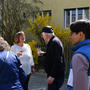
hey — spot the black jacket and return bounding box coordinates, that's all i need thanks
[44,36,65,78]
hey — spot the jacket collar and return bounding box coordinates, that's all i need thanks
[72,39,90,51]
[47,35,55,46]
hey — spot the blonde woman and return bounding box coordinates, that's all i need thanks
[0,36,27,90]
[11,31,35,90]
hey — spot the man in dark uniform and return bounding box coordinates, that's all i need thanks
[39,26,65,90]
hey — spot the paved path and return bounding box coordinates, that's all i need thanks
[28,72,67,90]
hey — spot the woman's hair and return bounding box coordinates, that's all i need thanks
[14,31,25,44]
[70,19,90,39]
[0,36,10,51]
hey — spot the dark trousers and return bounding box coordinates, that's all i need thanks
[23,74,31,90]
[67,85,73,90]
[48,77,64,90]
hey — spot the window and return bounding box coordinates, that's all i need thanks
[72,9,76,22]
[64,7,89,28]
[84,8,89,19]
[65,10,70,27]
[78,9,82,20]
[39,10,52,17]
[32,10,52,21]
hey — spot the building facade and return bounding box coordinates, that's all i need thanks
[1,0,90,29]
[41,0,90,28]
[26,0,90,29]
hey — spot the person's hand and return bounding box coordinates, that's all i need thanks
[27,73,31,78]
[17,50,23,57]
[47,76,55,84]
[37,49,45,56]
[31,66,35,74]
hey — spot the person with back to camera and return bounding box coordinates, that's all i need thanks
[0,36,27,90]
[11,31,35,90]
[67,19,90,90]
[38,26,65,90]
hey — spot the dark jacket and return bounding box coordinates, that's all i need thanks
[0,50,27,90]
[44,36,65,78]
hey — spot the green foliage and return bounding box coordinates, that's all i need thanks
[25,14,52,45]
[52,26,72,77]
[27,40,38,65]
[25,15,72,77]
[1,0,22,45]
[1,0,42,45]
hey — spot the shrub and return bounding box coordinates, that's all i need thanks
[25,15,72,77]
[27,40,38,65]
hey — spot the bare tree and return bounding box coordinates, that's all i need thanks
[0,0,42,45]
[1,0,22,45]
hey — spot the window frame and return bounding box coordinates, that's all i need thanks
[64,7,89,28]
[39,10,52,17]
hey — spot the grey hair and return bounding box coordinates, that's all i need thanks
[0,37,10,51]
[43,32,55,36]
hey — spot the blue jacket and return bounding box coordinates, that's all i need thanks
[67,39,90,89]
[0,50,27,90]
[72,39,90,75]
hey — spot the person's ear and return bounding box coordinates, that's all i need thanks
[79,32,85,40]
[15,38,18,43]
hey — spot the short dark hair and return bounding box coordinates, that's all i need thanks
[70,19,90,39]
